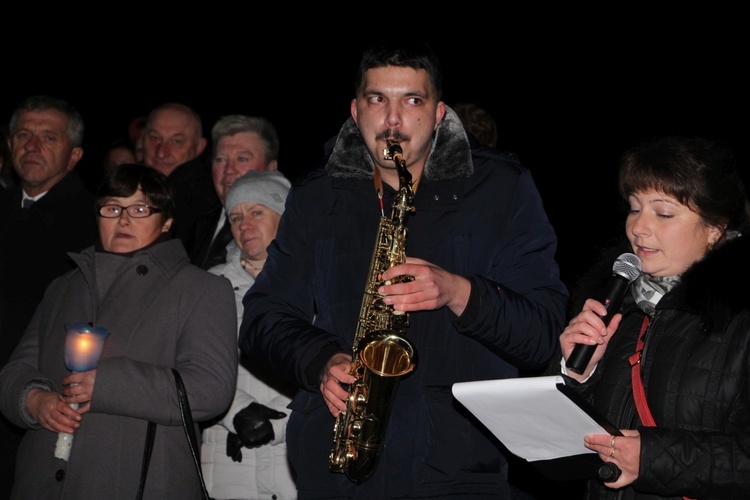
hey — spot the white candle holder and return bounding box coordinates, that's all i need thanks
[55,322,109,461]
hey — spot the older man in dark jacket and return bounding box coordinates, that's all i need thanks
[0,95,97,498]
[141,102,219,255]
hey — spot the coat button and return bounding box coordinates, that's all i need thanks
[136,265,148,276]
[55,469,65,481]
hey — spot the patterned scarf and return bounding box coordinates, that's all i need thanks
[630,274,682,317]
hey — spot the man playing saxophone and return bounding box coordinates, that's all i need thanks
[238,39,568,499]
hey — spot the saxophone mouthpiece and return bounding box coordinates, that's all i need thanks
[383,140,403,162]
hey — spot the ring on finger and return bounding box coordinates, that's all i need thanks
[610,450,615,459]
[610,436,616,448]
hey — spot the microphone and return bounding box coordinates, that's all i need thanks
[566,253,642,375]
[597,461,622,482]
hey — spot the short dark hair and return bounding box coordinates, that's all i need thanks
[354,40,443,101]
[96,163,176,222]
[453,102,498,148]
[618,135,750,237]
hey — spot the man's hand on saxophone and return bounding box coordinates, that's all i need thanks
[321,352,355,417]
[379,257,472,317]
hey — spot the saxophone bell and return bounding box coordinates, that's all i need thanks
[330,330,417,484]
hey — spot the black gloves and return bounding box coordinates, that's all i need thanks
[226,432,244,463]
[226,402,286,463]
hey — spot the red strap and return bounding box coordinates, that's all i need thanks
[630,316,656,426]
[630,316,693,500]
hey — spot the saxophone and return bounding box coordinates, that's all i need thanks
[329,140,418,484]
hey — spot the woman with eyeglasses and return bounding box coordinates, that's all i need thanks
[0,163,238,499]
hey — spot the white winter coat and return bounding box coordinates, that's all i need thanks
[201,243,297,500]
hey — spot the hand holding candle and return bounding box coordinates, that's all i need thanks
[55,322,109,461]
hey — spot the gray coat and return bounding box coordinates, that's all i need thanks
[0,238,238,500]
[201,242,297,500]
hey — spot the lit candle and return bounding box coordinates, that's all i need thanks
[64,324,109,373]
[56,322,109,461]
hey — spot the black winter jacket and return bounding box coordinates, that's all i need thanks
[567,235,750,500]
[240,107,568,498]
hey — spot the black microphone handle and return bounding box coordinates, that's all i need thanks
[566,275,630,374]
[597,461,622,482]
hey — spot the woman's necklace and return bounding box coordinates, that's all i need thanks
[240,258,265,271]
[240,258,266,279]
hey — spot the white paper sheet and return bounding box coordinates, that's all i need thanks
[452,375,614,461]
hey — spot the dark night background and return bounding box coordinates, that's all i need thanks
[3,21,747,497]
[5,27,746,289]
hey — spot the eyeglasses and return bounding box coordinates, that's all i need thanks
[97,204,163,218]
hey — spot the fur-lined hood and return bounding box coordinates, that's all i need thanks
[324,105,473,181]
[678,232,750,330]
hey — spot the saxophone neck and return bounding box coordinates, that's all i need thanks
[397,162,412,190]
[383,141,412,188]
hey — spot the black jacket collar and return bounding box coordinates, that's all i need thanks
[677,233,750,330]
